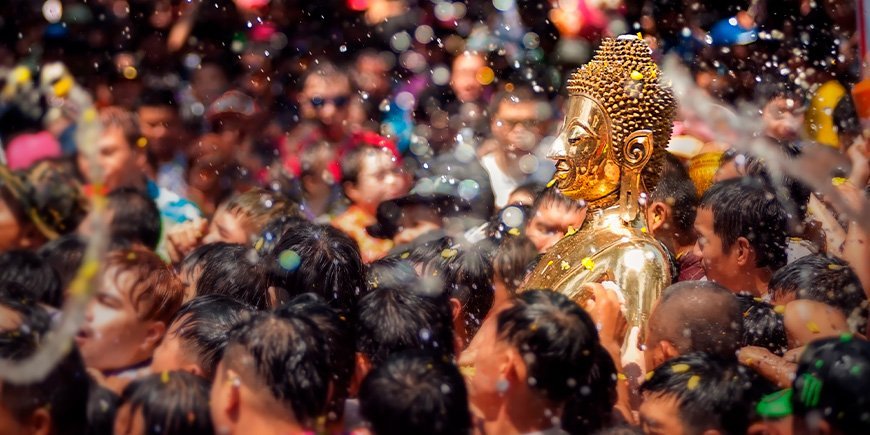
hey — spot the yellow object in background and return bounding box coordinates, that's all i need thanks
[805,80,846,148]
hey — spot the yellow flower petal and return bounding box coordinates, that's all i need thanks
[441,248,457,259]
[581,257,595,271]
[630,70,644,81]
[161,371,170,384]
[671,363,690,373]
[508,227,521,236]
[400,251,410,259]
[687,375,700,390]
[645,371,655,381]
[831,177,847,186]
[565,226,577,237]
[774,305,786,314]
[560,260,571,270]
[547,178,557,188]
[807,322,820,333]
[459,365,476,378]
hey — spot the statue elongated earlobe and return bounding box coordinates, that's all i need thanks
[619,130,653,222]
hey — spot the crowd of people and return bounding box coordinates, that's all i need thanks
[1,0,870,434]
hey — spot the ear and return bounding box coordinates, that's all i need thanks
[734,236,754,267]
[449,297,463,322]
[183,363,206,378]
[647,202,670,233]
[505,347,527,386]
[267,286,290,309]
[142,321,167,352]
[349,352,371,398]
[26,407,53,435]
[224,369,241,421]
[651,340,681,367]
[134,146,149,171]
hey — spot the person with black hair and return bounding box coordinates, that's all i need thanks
[491,234,538,309]
[639,352,769,435]
[0,285,90,435]
[358,352,471,435]
[114,371,213,435]
[647,153,703,281]
[209,312,331,434]
[644,281,744,370]
[275,293,354,428]
[37,234,86,291]
[419,239,495,348]
[525,186,587,253]
[791,336,870,434]
[150,294,252,379]
[0,249,62,307]
[357,259,455,375]
[184,242,270,309]
[78,187,162,250]
[736,294,788,356]
[86,382,120,435]
[468,290,615,434]
[769,254,868,334]
[267,222,366,317]
[695,177,789,296]
[136,87,188,196]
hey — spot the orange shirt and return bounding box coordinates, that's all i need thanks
[332,205,393,263]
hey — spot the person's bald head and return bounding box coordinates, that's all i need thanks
[644,281,743,369]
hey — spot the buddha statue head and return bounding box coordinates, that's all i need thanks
[549,36,676,221]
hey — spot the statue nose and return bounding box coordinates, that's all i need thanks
[547,132,568,160]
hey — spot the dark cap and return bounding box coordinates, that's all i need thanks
[366,175,472,240]
[0,161,88,240]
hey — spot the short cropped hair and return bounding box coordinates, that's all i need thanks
[531,184,586,214]
[221,312,330,426]
[650,153,698,234]
[699,177,788,270]
[488,84,546,120]
[118,372,212,435]
[192,242,270,310]
[168,295,252,379]
[360,352,471,435]
[736,294,788,356]
[99,106,141,149]
[0,250,62,307]
[103,248,184,324]
[358,261,454,366]
[769,254,868,334]
[641,353,767,435]
[220,189,303,238]
[107,187,161,249]
[38,234,86,291]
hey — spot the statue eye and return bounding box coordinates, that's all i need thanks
[567,125,587,143]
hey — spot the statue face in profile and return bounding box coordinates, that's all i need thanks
[548,94,621,204]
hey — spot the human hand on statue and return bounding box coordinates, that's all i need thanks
[581,283,628,362]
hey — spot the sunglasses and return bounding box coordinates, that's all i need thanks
[310,95,350,108]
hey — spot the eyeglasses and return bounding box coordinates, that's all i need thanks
[497,118,539,129]
[310,95,350,109]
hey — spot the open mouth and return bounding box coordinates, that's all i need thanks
[75,329,90,344]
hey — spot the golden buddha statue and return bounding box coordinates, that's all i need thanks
[523,35,677,331]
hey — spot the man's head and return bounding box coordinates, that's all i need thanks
[268,223,366,317]
[78,187,160,250]
[188,242,270,309]
[298,62,353,132]
[77,107,148,191]
[136,87,182,161]
[758,82,805,142]
[359,352,471,435]
[640,353,765,435]
[769,254,868,334]
[450,52,487,103]
[210,312,330,433]
[525,186,587,253]
[358,260,454,371]
[76,248,183,372]
[0,287,89,435]
[203,189,302,246]
[489,85,549,157]
[469,290,603,421]
[114,371,213,435]
[647,153,698,250]
[792,336,870,435]
[695,177,788,294]
[736,294,788,356]
[150,295,252,379]
[644,281,743,370]
[341,145,408,215]
[0,250,62,307]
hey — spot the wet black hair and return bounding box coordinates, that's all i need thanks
[769,254,868,334]
[357,261,454,367]
[421,240,494,344]
[275,293,354,423]
[717,148,810,223]
[492,234,538,293]
[267,223,366,318]
[0,249,62,307]
[190,242,271,310]
[650,152,698,235]
[792,336,870,433]
[86,381,120,435]
[0,285,89,435]
[106,187,162,250]
[118,371,213,435]
[37,234,86,292]
[168,294,253,379]
[359,352,471,435]
[736,294,788,356]
[531,185,586,215]
[641,352,768,435]
[137,86,178,109]
[497,290,615,432]
[222,311,331,426]
[699,177,789,270]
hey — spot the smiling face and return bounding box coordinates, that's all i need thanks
[548,95,620,203]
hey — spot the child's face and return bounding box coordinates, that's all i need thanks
[693,208,743,292]
[150,315,197,375]
[638,393,688,435]
[113,401,147,435]
[76,268,160,371]
[345,149,409,213]
[203,208,250,245]
[393,204,442,246]
[525,201,586,253]
[762,97,803,141]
